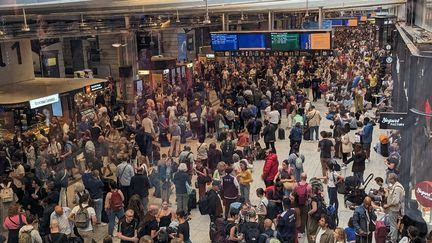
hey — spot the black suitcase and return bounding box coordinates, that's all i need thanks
[303,127,310,140]
[278,128,285,140]
[188,189,197,212]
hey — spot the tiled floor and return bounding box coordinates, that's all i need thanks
[89,98,387,242]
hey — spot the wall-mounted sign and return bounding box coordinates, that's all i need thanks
[138,70,150,75]
[379,112,408,130]
[29,94,59,109]
[90,83,104,92]
[415,181,432,207]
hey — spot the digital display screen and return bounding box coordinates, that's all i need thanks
[210,33,238,51]
[271,33,299,51]
[300,33,311,50]
[331,19,344,26]
[310,33,331,50]
[348,19,358,26]
[238,34,268,50]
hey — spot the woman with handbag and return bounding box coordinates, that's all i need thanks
[273,159,295,196]
[3,204,27,243]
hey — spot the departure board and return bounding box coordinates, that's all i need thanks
[238,34,268,50]
[271,33,299,51]
[300,33,311,49]
[310,32,331,50]
[210,33,238,51]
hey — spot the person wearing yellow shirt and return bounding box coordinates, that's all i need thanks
[368,72,378,89]
[237,160,253,204]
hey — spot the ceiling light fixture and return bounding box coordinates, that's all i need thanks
[22,8,30,32]
[112,43,121,48]
[203,0,211,24]
[176,10,180,23]
[241,11,245,21]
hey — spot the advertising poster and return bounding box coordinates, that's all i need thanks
[177,33,187,61]
[153,73,163,90]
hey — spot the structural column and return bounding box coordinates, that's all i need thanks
[222,13,226,31]
[318,7,323,29]
[268,11,272,31]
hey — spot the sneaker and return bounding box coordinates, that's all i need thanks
[298,233,304,238]
[98,222,107,226]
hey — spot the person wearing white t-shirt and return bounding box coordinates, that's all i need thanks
[69,193,97,243]
[268,108,280,126]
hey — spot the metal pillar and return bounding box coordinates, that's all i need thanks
[318,7,323,29]
[226,14,229,31]
[268,11,272,31]
[222,13,226,31]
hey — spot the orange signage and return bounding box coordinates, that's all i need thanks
[310,33,331,50]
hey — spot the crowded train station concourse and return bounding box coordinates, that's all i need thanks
[0,0,432,243]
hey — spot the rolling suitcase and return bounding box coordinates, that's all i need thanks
[278,128,285,140]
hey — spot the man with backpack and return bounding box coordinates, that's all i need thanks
[221,136,235,165]
[178,146,195,174]
[292,173,312,238]
[258,219,278,243]
[105,180,125,237]
[247,117,262,143]
[82,169,105,226]
[287,144,305,182]
[116,153,135,207]
[69,193,96,243]
[18,214,43,243]
[240,210,262,243]
[276,198,297,243]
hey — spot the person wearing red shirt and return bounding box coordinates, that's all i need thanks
[261,149,279,187]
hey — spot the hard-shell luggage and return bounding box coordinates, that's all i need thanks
[278,128,285,140]
[188,189,197,212]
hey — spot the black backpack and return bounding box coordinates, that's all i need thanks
[244,222,261,243]
[221,141,235,156]
[312,197,327,221]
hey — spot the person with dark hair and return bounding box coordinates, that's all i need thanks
[262,149,279,187]
[207,142,222,173]
[311,215,335,243]
[344,144,367,184]
[261,120,277,153]
[289,122,303,155]
[306,105,322,141]
[360,117,374,162]
[176,211,191,243]
[399,226,424,243]
[221,167,239,219]
[275,197,298,242]
[69,193,97,243]
[318,131,334,177]
[345,217,356,243]
[130,167,151,214]
[105,180,125,237]
[82,169,105,225]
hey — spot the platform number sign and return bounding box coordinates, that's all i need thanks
[0,41,22,67]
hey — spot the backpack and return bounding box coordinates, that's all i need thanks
[294,183,308,206]
[276,209,296,240]
[221,140,235,156]
[326,205,338,229]
[110,191,124,212]
[294,154,303,170]
[198,191,211,215]
[18,229,33,243]
[312,197,327,221]
[244,222,261,243]
[0,182,14,203]
[75,205,90,229]
[260,231,280,243]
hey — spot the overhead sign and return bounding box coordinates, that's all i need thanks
[415,181,432,207]
[29,94,60,109]
[379,112,408,129]
[85,83,104,94]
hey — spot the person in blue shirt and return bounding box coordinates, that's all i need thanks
[344,217,356,243]
[360,117,374,162]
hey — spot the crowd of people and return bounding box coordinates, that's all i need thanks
[0,23,430,243]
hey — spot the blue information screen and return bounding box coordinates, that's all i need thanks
[300,33,311,50]
[211,33,238,51]
[331,19,344,26]
[238,34,268,50]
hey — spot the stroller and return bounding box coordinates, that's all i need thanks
[338,173,374,209]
